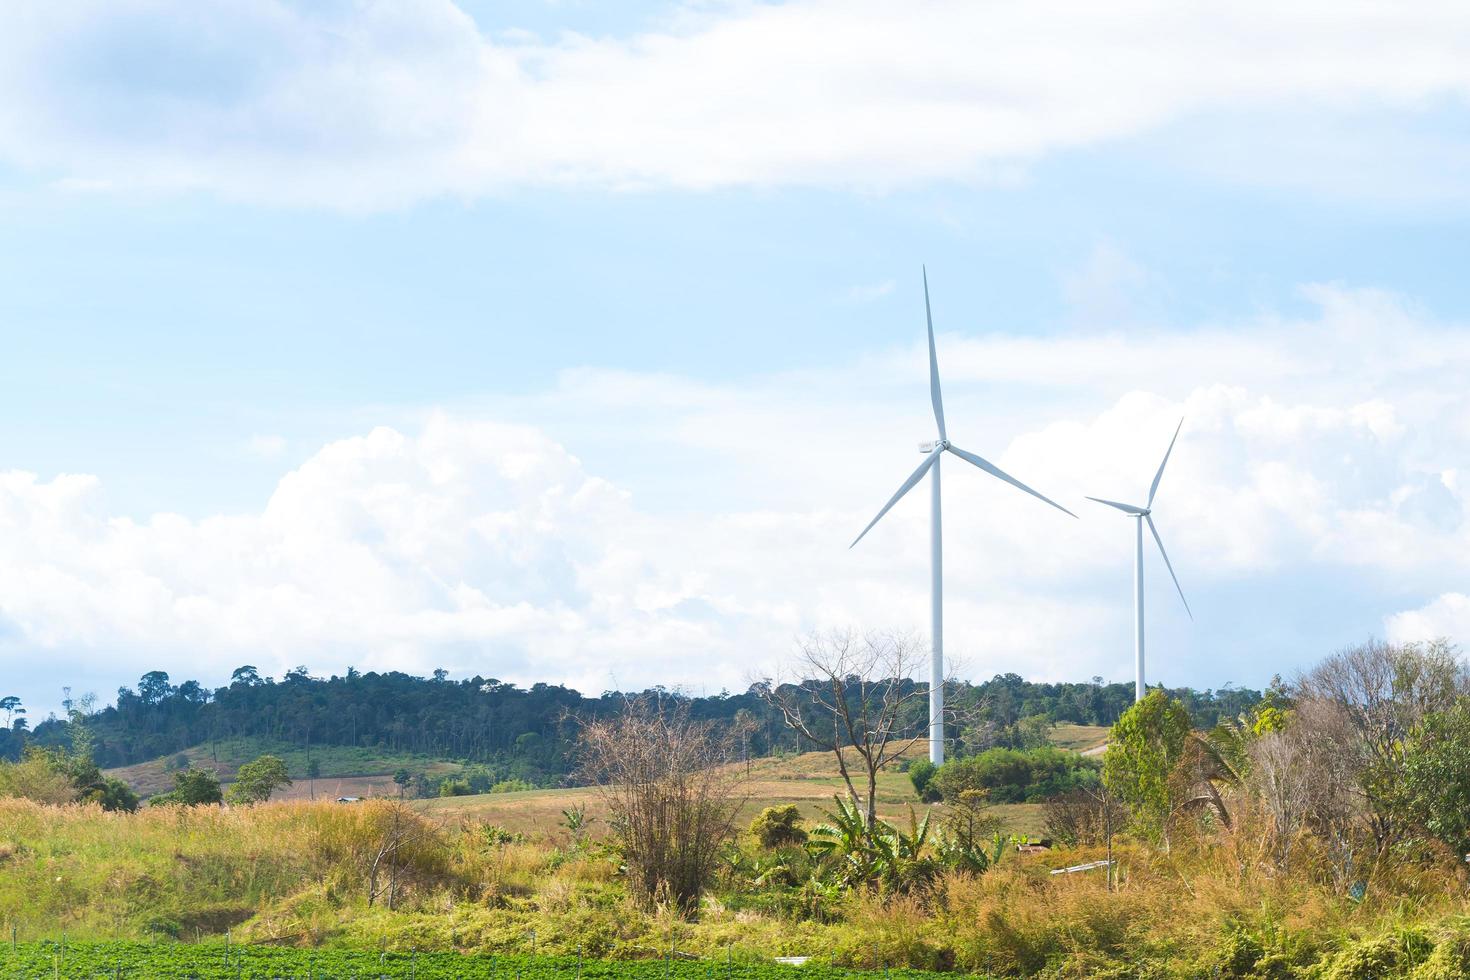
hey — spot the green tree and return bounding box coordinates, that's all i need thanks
[393,768,412,796]
[226,755,291,805]
[1102,690,1192,844]
[1397,698,1470,857]
[150,767,223,806]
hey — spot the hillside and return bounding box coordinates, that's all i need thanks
[105,736,456,798]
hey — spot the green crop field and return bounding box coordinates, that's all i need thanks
[0,943,959,980]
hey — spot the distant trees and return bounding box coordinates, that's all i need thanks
[227,755,292,805]
[577,696,746,913]
[18,660,1259,787]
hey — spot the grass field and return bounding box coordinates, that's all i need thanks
[421,743,1048,839]
[1043,724,1108,754]
[106,737,457,797]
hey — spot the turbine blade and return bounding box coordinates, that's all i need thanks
[924,267,946,442]
[1147,417,1184,508]
[946,443,1077,518]
[850,451,941,548]
[1085,496,1146,516]
[1145,514,1192,619]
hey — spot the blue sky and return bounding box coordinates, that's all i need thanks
[1,1,1469,718]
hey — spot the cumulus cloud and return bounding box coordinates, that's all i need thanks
[0,1,1467,207]
[3,282,1469,714]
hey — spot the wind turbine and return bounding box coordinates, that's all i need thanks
[850,270,1076,766]
[1087,419,1192,703]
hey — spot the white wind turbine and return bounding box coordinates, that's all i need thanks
[1087,419,1192,703]
[850,270,1075,766]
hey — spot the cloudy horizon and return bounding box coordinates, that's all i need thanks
[2,1,1469,717]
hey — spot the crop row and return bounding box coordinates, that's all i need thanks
[0,944,953,980]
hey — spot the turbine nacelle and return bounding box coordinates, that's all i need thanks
[918,439,947,454]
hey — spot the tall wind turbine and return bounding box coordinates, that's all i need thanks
[1087,419,1192,703]
[850,270,1075,766]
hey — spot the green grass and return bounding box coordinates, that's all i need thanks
[0,943,963,980]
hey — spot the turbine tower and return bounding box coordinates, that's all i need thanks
[1086,419,1192,703]
[851,270,1075,766]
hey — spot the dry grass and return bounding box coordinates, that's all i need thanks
[418,745,1046,839]
[3,795,1469,976]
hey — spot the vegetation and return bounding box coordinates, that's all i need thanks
[226,754,292,805]
[5,639,1469,977]
[148,767,223,806]
[930,746,1099,804]
[6,665,1263,789]
[0,944,953,980]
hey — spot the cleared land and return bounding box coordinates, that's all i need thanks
[106,736,456,798]
[422,742,1047,838]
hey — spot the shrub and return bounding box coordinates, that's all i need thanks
[750,805,807,849]
[932,746,1098,804]
[907,759,937,800]
[149,767,222,806]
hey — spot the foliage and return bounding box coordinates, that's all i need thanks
[226,754,292,805]
[907,758,937,800]
[750,804,807,849]
[931,746,1099,804]
[1396,697,1470,857]
[149,767,223,806]
[0,733,137,811]
[1101,690,1191,842]
[0,944,956,980]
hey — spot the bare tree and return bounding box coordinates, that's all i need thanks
[578,695,746,913]
[363,801,439,910]
[1248,729,1311,873]
[754,630,930,830]
[1289,696,1363,889]
[1295,638,1468,850]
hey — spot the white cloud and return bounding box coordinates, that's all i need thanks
[1388,594,1470,646]
[245,434,287,458]
[3,282,1470,713]
[0,2,1467,207]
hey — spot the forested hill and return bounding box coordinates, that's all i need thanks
[9,665,1263,779]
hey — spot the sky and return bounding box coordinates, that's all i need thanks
[2,0,1470,719]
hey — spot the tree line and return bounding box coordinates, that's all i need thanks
[2,659,1264,781]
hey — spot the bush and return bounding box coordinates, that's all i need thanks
[150,768,222,806]
[907,759,938,800]
[932,747,1099,804]
[749,805,807,849]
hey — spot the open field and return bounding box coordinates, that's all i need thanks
[421,744,1047,839]
[1044,724,1108,754]
[106,737,457,797]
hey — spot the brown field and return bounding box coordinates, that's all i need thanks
[1048,723,1109,753]
[419,742,1048,839]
